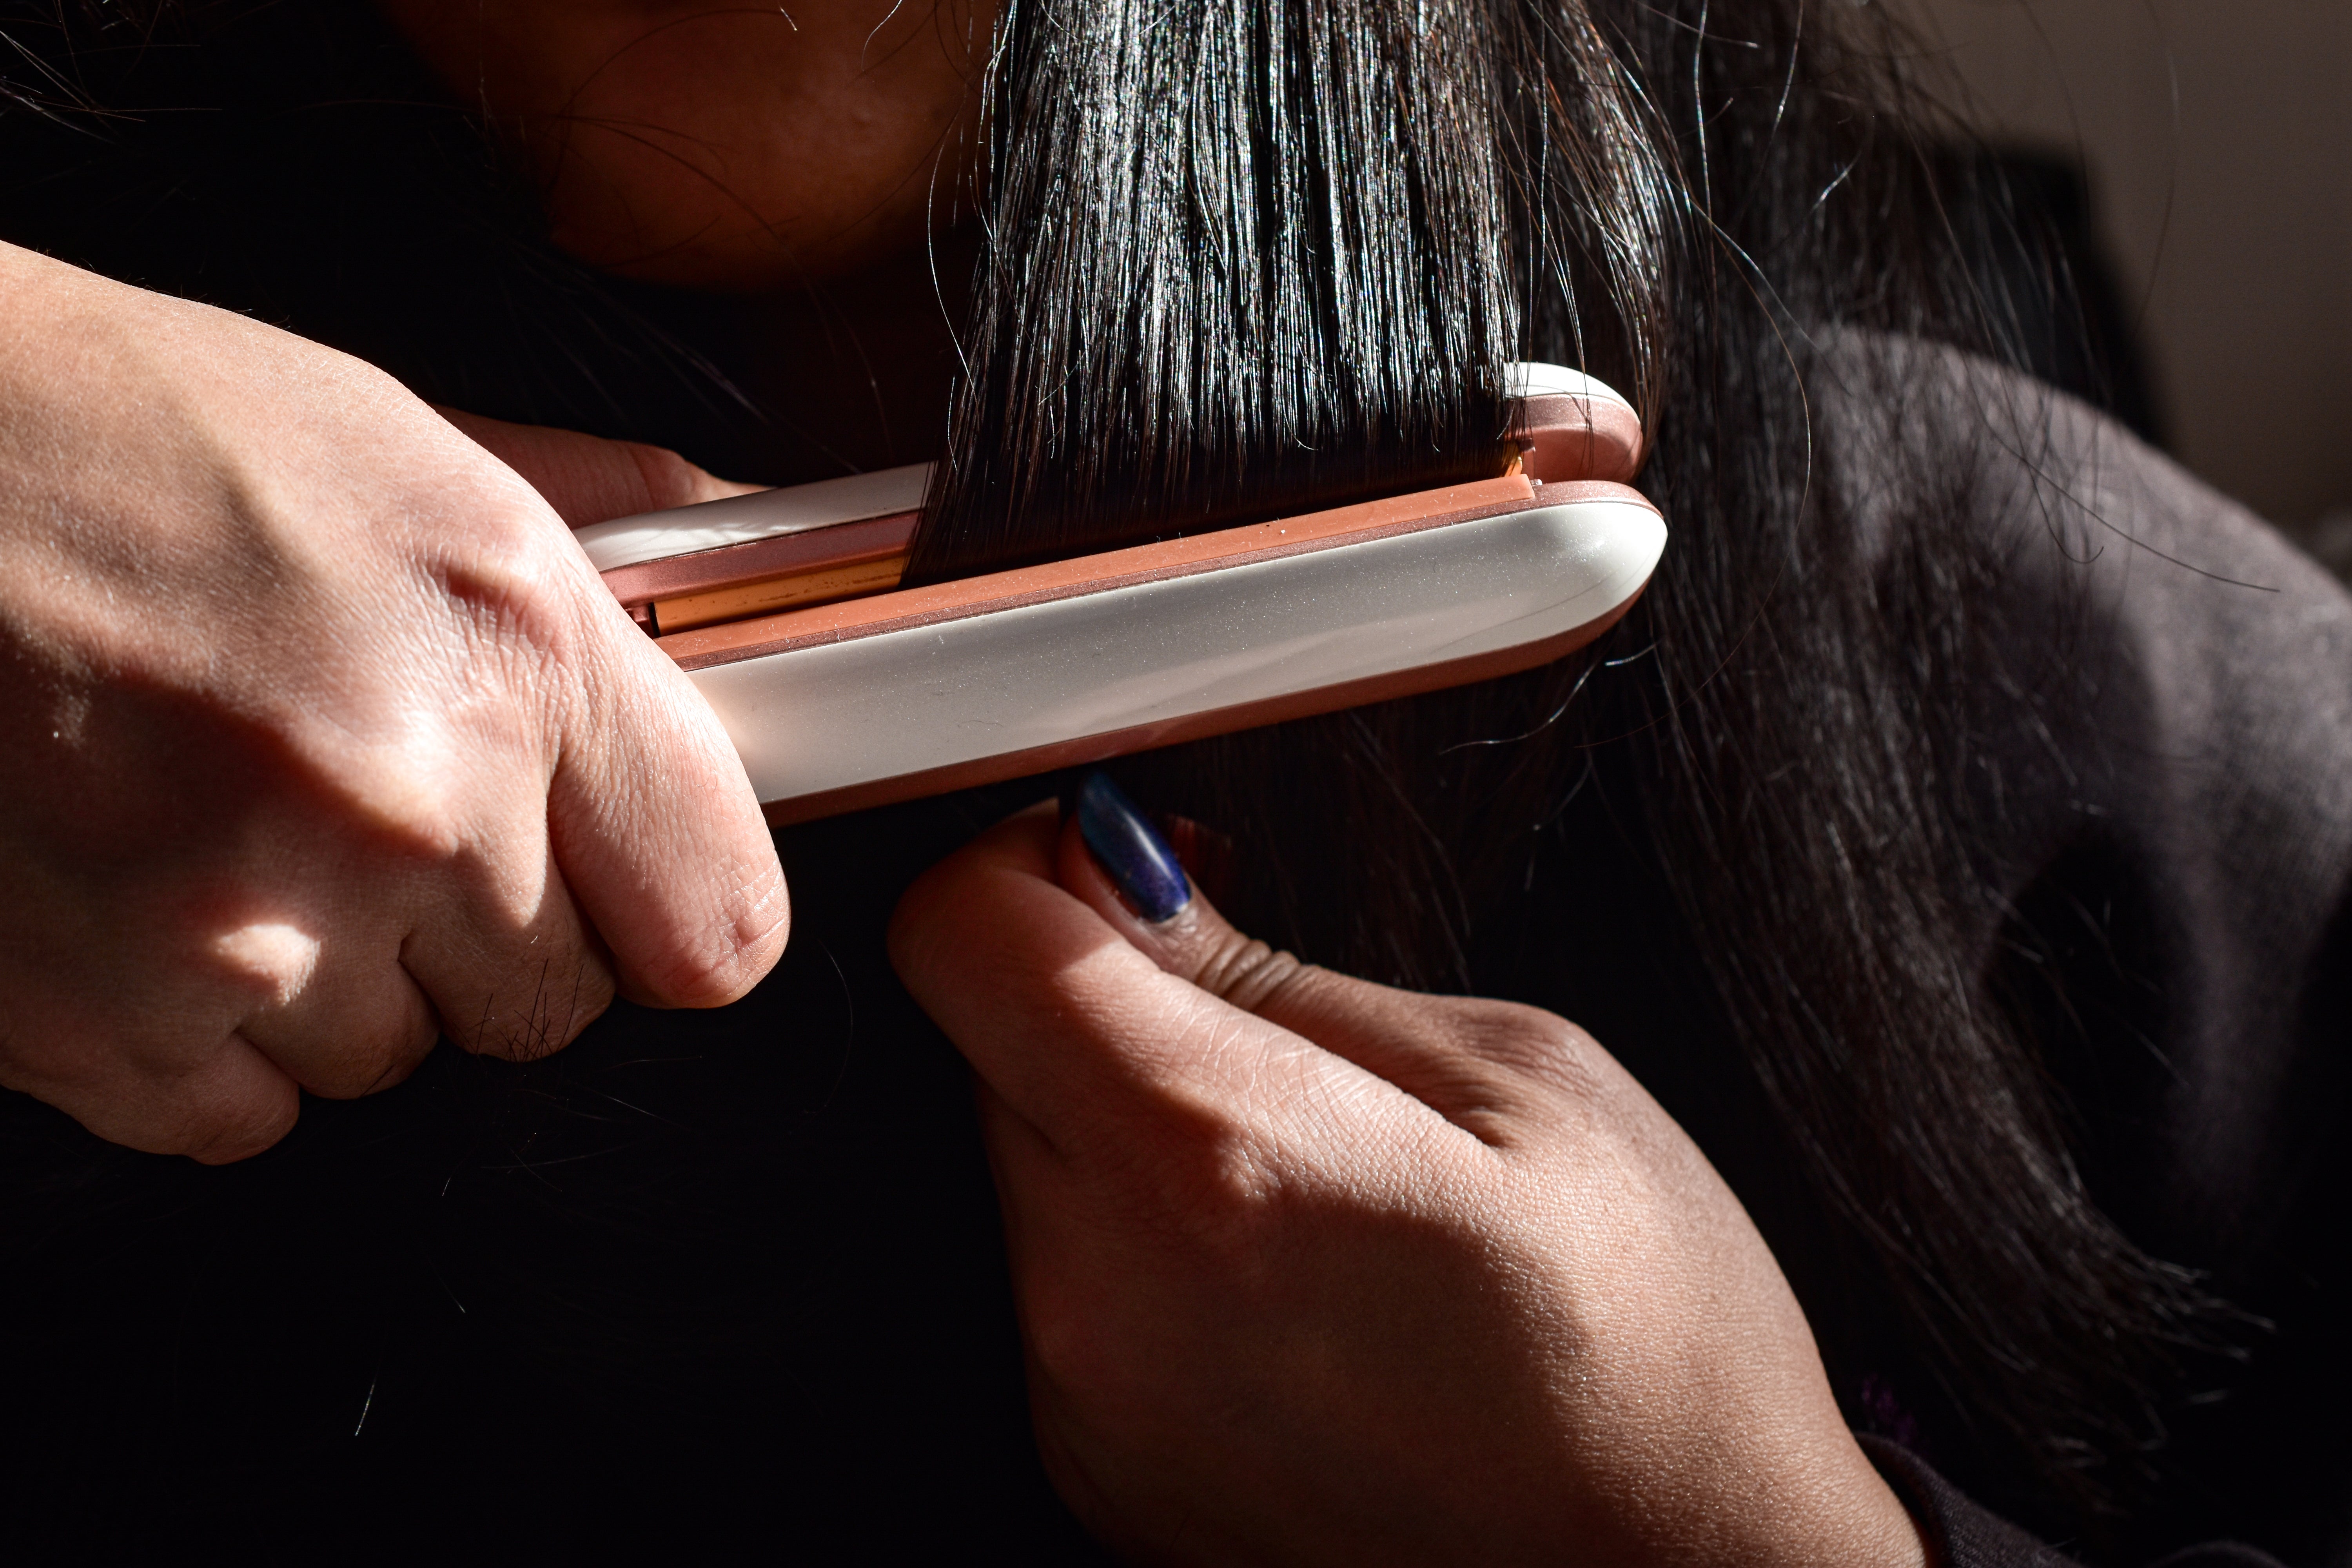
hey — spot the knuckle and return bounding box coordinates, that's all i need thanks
[1452,1000,1609,1094]
[1189,929,1304,1011]
[1123,1100,1291,1253]
[439,531,586,655]
[412,498,597,674]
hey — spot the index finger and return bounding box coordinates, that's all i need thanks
[887,803,1382,1150]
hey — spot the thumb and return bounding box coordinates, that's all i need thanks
[547,581,792,1009]
[1054,772,1499,1106]
[436,405,765,528]
[436,407,790,1005]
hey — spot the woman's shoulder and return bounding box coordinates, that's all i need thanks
[1811,329,2352,812]
[1811,329,2341,612]
[1802,333,2352,1557]
[1819,326,2352,1238]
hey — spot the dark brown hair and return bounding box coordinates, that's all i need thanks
[914,0,2227,1538]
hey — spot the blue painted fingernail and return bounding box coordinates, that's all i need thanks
[1069,770,1191,922]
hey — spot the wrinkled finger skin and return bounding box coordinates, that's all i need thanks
[0,241,788,1163]
[891,804,1923,1568]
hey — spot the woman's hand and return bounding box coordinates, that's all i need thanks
[0,243,788,1163]
[432,406,764,530]
[889,779,1923,1566]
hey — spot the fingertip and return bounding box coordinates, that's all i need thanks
[1053,807,1268,999]
[621,439,767,512]
[435,404,764,528]
[887,799,1059,971]
[698,853,795,1004]
[617,861,791,1010]
[972,797,1064,871]
[620,944,769,1012]
[1052,811,1122,918]
[1062,772,1191,922]
[887,800,1154,1047]
[554,676,791,1012]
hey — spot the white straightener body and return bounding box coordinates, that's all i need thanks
[574,363,1664,823]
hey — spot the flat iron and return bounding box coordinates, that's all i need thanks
[574,363,1663,824]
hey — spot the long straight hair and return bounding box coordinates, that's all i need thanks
[0,0,2226,1543]
[913,0,2223,1538]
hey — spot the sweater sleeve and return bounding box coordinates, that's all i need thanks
[1860,1437,2292,1568]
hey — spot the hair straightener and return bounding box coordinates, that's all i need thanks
[574,363,1664,824]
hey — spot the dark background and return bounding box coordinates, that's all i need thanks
[1904,0,2352,574]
